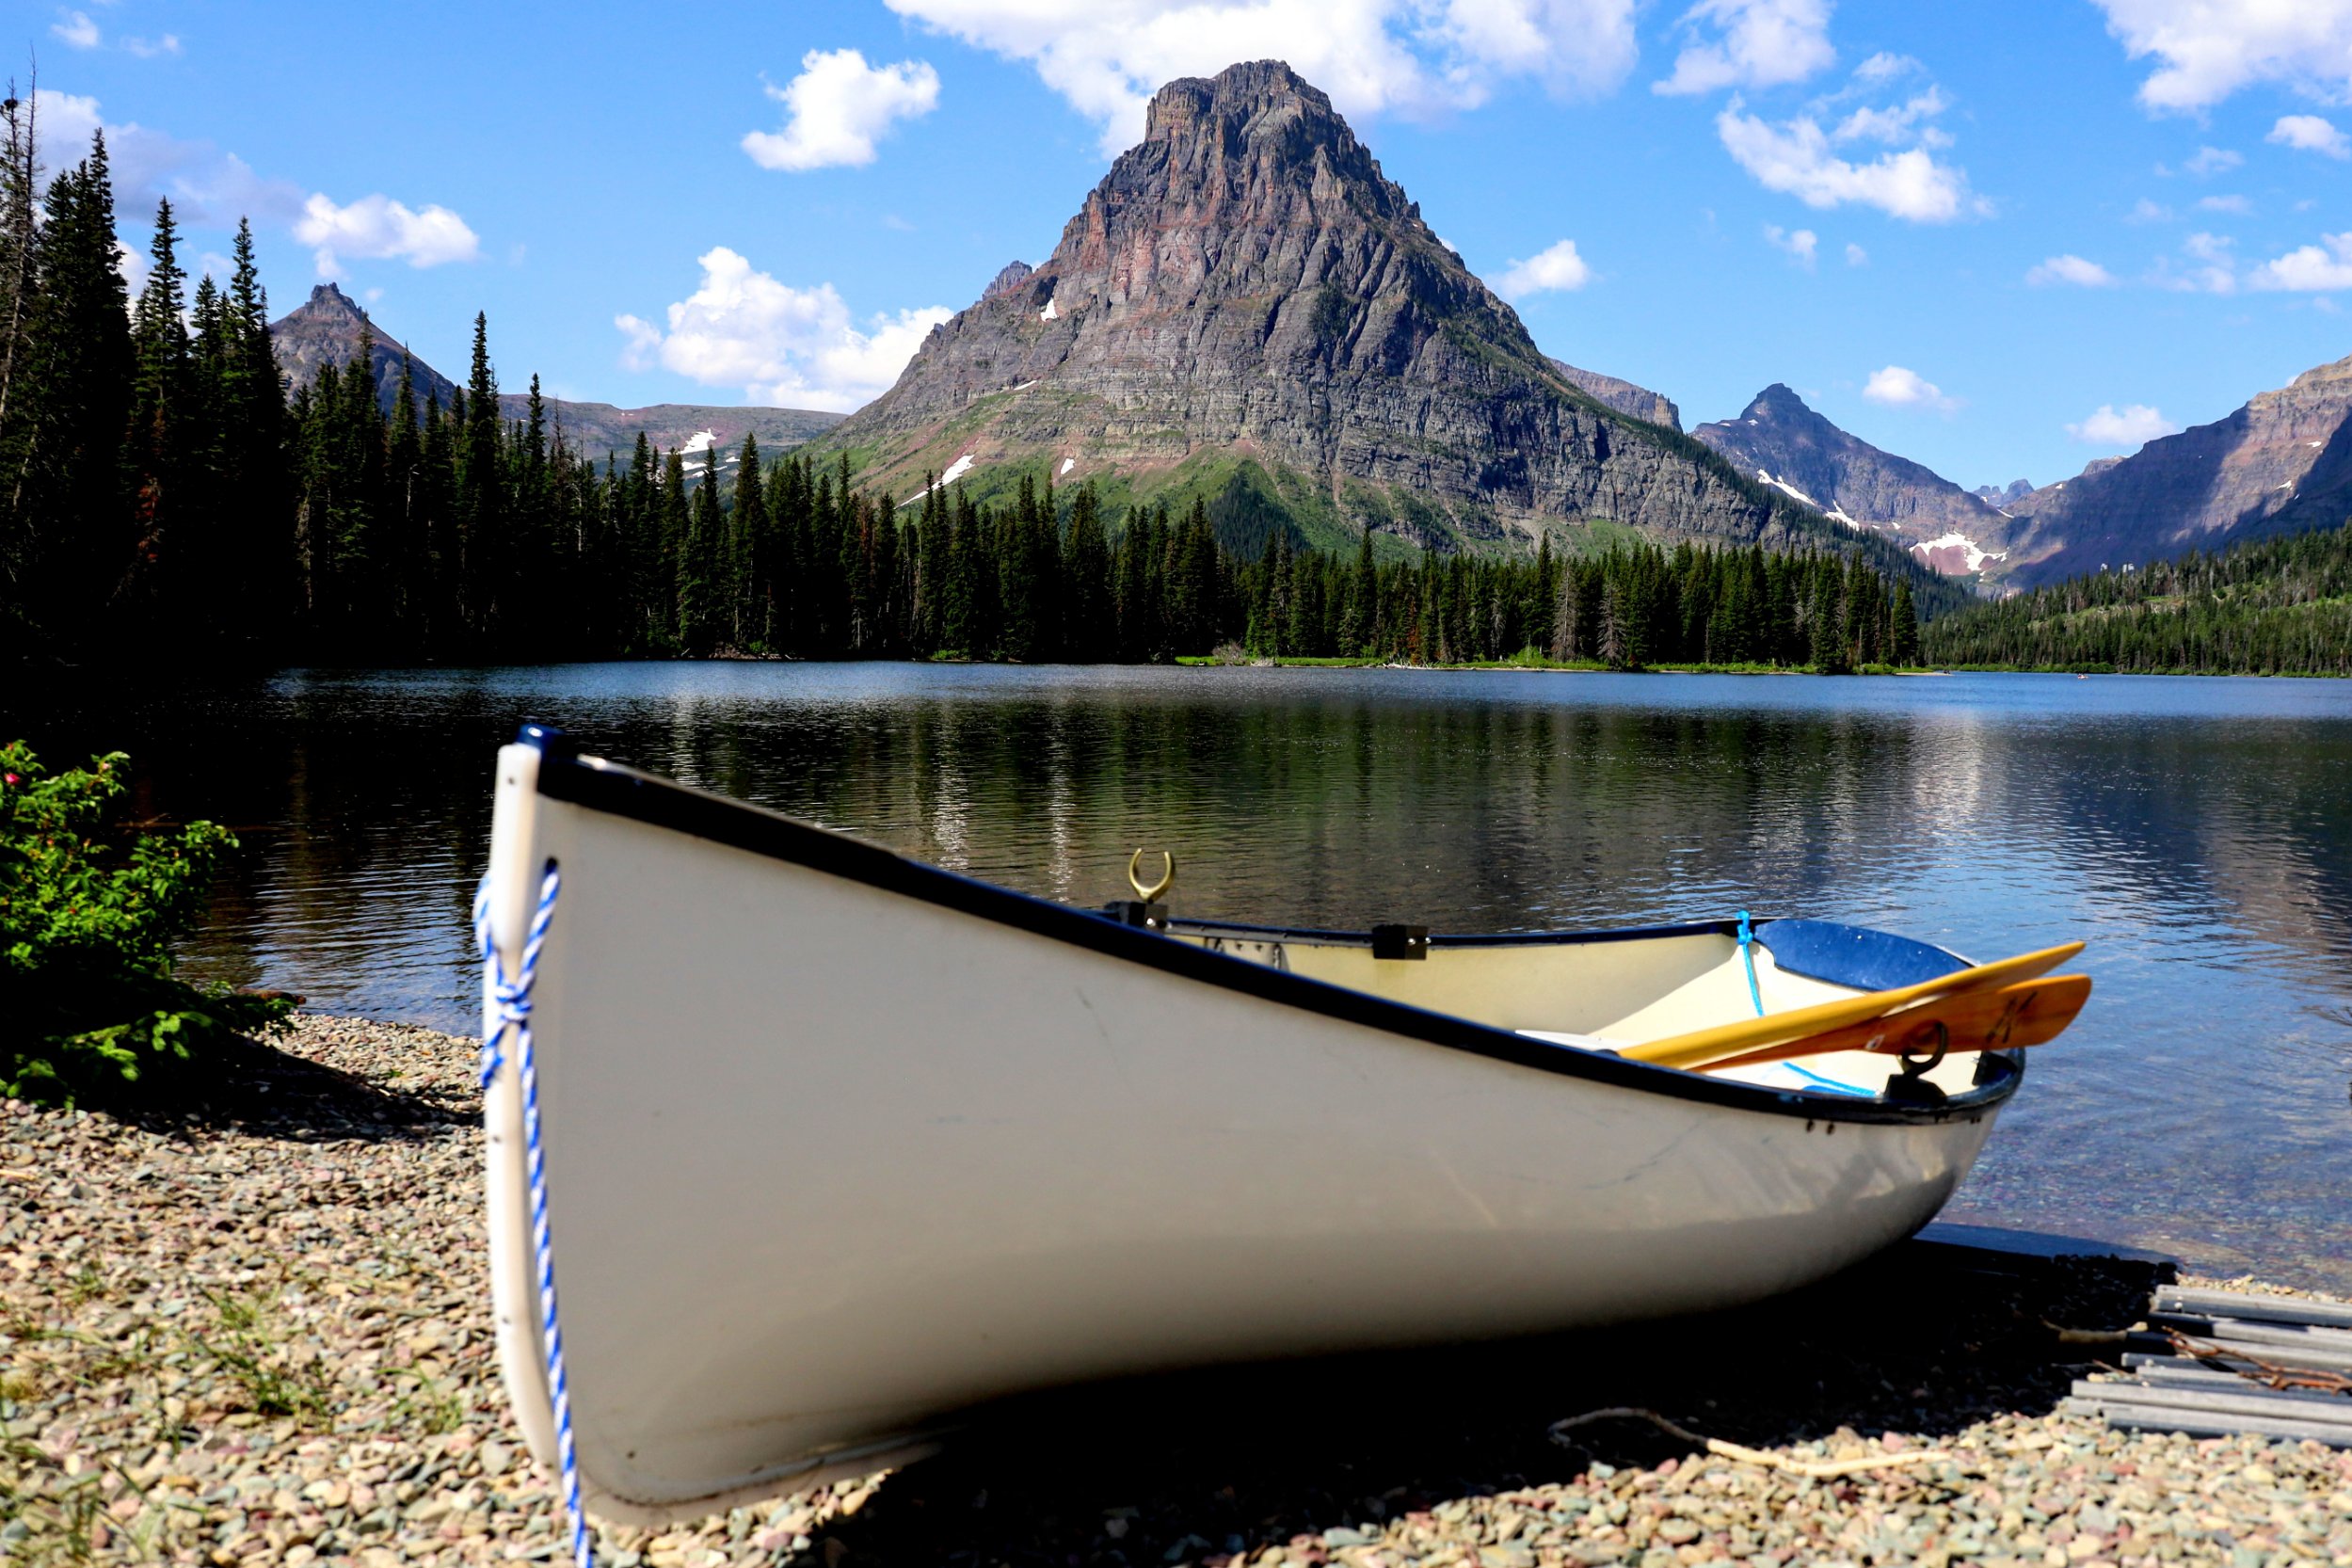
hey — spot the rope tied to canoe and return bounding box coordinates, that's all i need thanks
[473,862,593,1568]
[1735,910,1764,1017]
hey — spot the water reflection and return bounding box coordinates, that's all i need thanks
[9,665,2349,1287]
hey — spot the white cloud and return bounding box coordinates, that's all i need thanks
[616,246,952,411]
[2126,197,2172,222]
[1843,241,1867,264]
[2067,403,2177,448]
[2091,0,2352,111]
[50,8,100,48]
[1716,100,1982,221]
[884,0,1640,157]
[114,239,147,298]
[2248,232,2352,291]
[294,193,481,275]
[30,90,303,226]
[1654,0,1832,96]
[2153,229,2239,293]
[744,48,941,171]
[2183,145,2241,176]
[2271,114,2350,159]
[2028,254,2116,286]
[2197,193,2251,214]
[1762,223,1816,266]
[1832,88,1950,146]
[1496,237,1592,296]
[121,34,182,58]
[1852,51,1914,84]
[1862,364,1959,412]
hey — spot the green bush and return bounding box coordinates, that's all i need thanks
[1,741,291,1103]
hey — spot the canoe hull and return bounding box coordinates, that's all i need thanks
[481,738,2015,1525]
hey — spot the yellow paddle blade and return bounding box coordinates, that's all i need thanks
[1702,974,2091,1072]
[1621,940,2086,1071]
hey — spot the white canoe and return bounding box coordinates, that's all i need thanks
[478,726,2022,1527]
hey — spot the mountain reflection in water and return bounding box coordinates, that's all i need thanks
[12,664,2351,1288]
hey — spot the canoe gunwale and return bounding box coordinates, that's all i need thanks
[518,724,2023,1128]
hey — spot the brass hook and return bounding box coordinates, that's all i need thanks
[1128,848,1176,904]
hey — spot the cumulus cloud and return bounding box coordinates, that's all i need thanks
[2183,145,2241,176]
[1762,223,1816,266]
[51,8,100,48]
[1654,0,1833,96]
[121,34,182,58]
[616,246,952,411]
[1716,99,1982,221]
[2126,197,2172,222]
[2248,232,2352,291]
[295,193,481,275]
[2152,230,2239,293]
[744,48,941,171]
[1496,237,1592,296]
[1862,364,1958,412]
[2090,0,2352,112]
[884,0,1640,156]
[2028,254,2116,286]
[2271,114,2350,159]
[28,89,304,226]
[2067,403,2176,447]
[1844,241,1867,265]
[2197,193,2251,214]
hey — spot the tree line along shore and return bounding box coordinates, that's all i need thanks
[4,118,2344,678]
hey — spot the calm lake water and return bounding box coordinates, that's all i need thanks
[13,664,2351,1288]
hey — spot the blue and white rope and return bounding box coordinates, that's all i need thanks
[474,863,592,1568]
[1735,909,1765,1018]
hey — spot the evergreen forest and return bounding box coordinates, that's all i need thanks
[1923,523,2352,677]
[0,117,1926,674]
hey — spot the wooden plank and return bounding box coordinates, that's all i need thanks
[2153,1286,2352,1331]
[2072,1379,2352,1430]
[2126,1336,2352,1375]
[2064,1397,2352,1448]
[2147,1315,2352,1367]
[2119,1359,2346,1396]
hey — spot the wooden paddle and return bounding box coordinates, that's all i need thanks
[1620,940,2086,1071]
[1701,973,2091,1072]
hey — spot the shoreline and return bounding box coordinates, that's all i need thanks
[5,1015,2348,1565]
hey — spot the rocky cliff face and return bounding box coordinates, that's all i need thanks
[820,60,1846,556]
[2001,352,2352,584]
[1546,359,1680,430]
[269,283,460,410]
[1691,385,2016,575]
[266,284,839,456]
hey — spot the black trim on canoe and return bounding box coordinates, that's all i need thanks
[518,725,2022,1128]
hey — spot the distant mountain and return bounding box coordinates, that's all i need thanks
[1972,479,2035,508]
[1691,384,2015,575]
[265,281,839,460]
[1545,359,1680,430]
[269,282,460,408]
[811,59,1898,568]
[2000,352,2352,584]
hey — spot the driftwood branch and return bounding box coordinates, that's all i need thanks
[1546,1407,1950,1479]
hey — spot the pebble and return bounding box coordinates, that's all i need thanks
[5,1014,2351,1566]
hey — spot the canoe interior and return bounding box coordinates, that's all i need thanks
[1167,920,1992,1101]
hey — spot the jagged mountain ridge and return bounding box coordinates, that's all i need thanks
[1546,359,1680,430]
[1691,385,2015,576]
[266,283,840,459]
[816,60,1897,567]
[2000,352,2352,584]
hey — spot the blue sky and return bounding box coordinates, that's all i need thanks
[24,0,2352,489]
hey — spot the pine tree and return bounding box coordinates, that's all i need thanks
[458,312,502,645]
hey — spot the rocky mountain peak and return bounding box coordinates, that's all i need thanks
[815,59,1901,568]
[980,261,1033,301]
[1692,384,2014,575]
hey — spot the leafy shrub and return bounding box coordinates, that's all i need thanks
[1,741,290,1103]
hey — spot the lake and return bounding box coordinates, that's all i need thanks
[12,664,2351,1288]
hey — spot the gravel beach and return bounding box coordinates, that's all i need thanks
[4,1015,2348,1567]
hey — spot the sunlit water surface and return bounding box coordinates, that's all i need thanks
[15,664,2352,1288]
